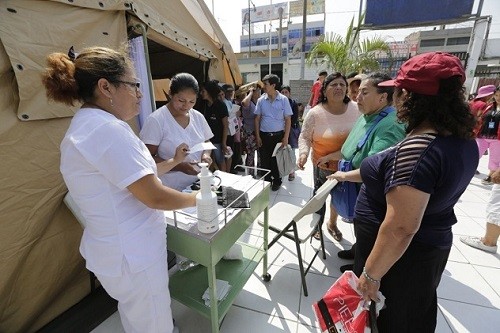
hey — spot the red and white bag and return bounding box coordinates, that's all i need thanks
[313,271,385,333]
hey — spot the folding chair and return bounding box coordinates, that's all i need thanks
[259,179,338,296]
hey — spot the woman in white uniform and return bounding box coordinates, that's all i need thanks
[42,46,196,333]
[140,73,214,191]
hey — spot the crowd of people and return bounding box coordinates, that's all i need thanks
[42,44,499,333]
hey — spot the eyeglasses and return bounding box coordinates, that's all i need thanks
[115,80,141,91]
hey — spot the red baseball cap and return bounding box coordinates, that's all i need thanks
[378,52,465,96]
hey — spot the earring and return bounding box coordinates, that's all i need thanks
[110,98,114,107]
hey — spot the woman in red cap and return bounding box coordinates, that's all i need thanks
[351,52,478,332]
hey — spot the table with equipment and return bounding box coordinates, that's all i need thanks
[165,169,271,333]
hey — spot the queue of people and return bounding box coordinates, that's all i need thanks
[337,52,478,332]
[44,44,497,333]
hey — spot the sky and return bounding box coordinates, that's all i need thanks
[203,0,500,53]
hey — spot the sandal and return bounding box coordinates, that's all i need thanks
[327,222,343,242]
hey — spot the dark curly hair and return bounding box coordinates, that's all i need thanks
[396,76,475,139]
[319,72,350,104]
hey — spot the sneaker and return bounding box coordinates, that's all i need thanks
[481,176,493,185]
[288,172,295,181]
[460,236,497,253]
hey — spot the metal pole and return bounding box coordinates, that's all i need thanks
[278,6,283,56]
[269,0,273,74]
[476,0,485,16]
[300,0,307,79]
[248,0,251,58]
[358,0,363,22]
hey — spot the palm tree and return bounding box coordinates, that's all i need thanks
[306,13,392,74]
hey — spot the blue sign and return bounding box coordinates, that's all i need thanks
[365,0,474,29]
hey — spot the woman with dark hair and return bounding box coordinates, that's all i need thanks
[343,52,478,332]
[42,46,196,332]
[200,80,230,171]
[140,73,213,191]
[298,72,359,241]
[240,85,261,168]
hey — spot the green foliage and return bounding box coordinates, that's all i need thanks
[306,13,392,74]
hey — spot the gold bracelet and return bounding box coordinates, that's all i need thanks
[362,267,381,284]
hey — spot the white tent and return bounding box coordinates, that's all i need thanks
[0,1,241,331]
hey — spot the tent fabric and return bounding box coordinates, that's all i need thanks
[0,0,241,332]
[0,1,128,121]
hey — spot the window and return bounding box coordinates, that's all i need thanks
[420,38,445,47]
[447,37,470,45]
[289,30,300,39]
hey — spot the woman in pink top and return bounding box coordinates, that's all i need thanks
[298,72,360,241]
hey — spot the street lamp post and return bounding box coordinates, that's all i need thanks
[268,0,273,74]
[248,0,251,58]
[300,0,307,79]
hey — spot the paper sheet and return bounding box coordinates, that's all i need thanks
[189,141,217,154]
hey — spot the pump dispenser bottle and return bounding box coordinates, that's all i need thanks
[196,163,219,233]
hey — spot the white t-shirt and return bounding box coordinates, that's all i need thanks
[140,105,213,190]
[60,107,166,277]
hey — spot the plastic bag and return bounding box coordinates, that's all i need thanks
[275,144,297,177]
[313,271,385,333]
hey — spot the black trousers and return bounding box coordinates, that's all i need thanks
[259,131,284,184]
[354,219,450,333]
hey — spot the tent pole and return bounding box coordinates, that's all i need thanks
[133,23,155,115]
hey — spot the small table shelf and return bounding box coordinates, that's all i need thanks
[169,242,265,322]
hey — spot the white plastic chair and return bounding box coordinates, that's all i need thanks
[258,179,338,296]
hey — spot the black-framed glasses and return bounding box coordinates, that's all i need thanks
[114,80,141,91]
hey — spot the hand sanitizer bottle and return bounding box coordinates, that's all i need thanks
[196,163,219,233]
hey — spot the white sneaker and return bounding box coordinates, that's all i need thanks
[460,236,497,253]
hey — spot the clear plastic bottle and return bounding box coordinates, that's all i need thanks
[196,163,219,233]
